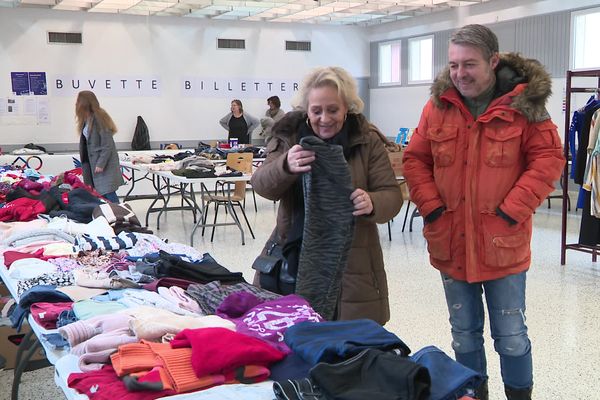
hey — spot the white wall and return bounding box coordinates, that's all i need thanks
[0,9,369,148]
[367,0,600,139]
[370,78,571,140]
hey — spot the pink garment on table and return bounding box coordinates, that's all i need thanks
[59,313,133,347]
[30,301,73,329]
[170,327,285,377]
[157,286,202,314]
[68,365,175,400]
[73,327,139,371]
[3,248,45,268]
[0,197,47,222]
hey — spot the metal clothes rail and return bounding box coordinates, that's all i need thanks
[560,69,600,265]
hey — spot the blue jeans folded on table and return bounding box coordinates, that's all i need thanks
[41,333,70,350]
[440,271,532,389]
[56,309,78,328]
[410,345,484,400]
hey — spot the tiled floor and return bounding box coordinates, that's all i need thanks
[1,192,599,399]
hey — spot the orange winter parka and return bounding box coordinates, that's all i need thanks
[403,53,565,283]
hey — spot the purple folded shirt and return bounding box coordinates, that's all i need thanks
[217,293,323,353]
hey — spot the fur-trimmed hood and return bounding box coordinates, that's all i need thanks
[431,52,553,122]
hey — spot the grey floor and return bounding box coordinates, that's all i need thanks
[1,192,599,399]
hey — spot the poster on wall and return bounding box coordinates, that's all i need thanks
[37,98,50,124]
[29,72,48,95]
[11,72,30,95]
[0,96,49,125]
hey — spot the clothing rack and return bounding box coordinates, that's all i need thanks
[561,69,600,265]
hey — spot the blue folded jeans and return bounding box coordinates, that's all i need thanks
[410,345,484,400]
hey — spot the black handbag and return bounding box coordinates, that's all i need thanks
[252,240,298,295]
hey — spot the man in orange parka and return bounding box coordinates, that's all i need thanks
[403,24,564,400]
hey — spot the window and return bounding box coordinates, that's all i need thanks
[408,35,433,84]
[379,41,401,85]
[571,8,600,69]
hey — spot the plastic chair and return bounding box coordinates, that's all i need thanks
[386,151,405,240]
[216,152,257,211]
[202,153,255,242]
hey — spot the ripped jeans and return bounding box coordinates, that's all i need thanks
[441,271,532,389]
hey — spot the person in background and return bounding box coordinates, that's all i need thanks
[75,90,124,203]
[259,95,286,143]
[251,66,402,325]
[219,99,259,145]
[402,24,564,400]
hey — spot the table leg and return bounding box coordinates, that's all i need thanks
[11,330,43,400]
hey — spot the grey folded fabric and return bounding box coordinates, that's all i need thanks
[296,136,355,320]
[3,228,76,247]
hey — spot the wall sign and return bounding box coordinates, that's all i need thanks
[182,77,300,98]
[52,75,161,97]
[29,72,48,95]
[11,72,30,95]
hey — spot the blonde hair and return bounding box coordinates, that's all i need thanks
[75,90,117,135]
[292,66,364,114]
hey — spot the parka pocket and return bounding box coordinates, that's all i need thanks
[423,210,453,261]
[481,213,529,267]
[427,126,458,167]
[482,126,522,167]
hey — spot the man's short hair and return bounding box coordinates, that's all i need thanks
[450,24,499,60]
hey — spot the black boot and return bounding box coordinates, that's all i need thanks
[505,385,532,400]
[475,381,489,400]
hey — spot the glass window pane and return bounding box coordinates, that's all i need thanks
[573,9,600,69]
[408,36,433,83]
[379,41,401,84]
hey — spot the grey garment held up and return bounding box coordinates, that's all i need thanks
[296,135,355,320]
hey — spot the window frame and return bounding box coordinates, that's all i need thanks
[407,34,434,85]
[378,40,402,86]
[570,7,600,70]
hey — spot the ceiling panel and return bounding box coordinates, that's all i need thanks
[4,0,496,26]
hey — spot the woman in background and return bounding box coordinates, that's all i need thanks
[219,99,260,145]
[260,95,286,143]
[75,90,123,203]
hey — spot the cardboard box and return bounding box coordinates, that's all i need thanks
[0,284,47,370]
[387,149,410,200]
[0,322,47,370]
[0,282,9,297]
[388,150,404,176]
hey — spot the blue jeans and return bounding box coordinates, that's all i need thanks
[102,191,119,203]
[441,271,532,389]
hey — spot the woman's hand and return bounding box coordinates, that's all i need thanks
[287,144,315,174]
[350,188,373,216]
[94,166,104,173]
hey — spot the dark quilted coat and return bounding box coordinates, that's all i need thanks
[251,112,403,324]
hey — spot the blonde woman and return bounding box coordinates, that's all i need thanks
[75,91,123,202]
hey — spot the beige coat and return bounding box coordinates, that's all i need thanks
[251,112,403,324]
